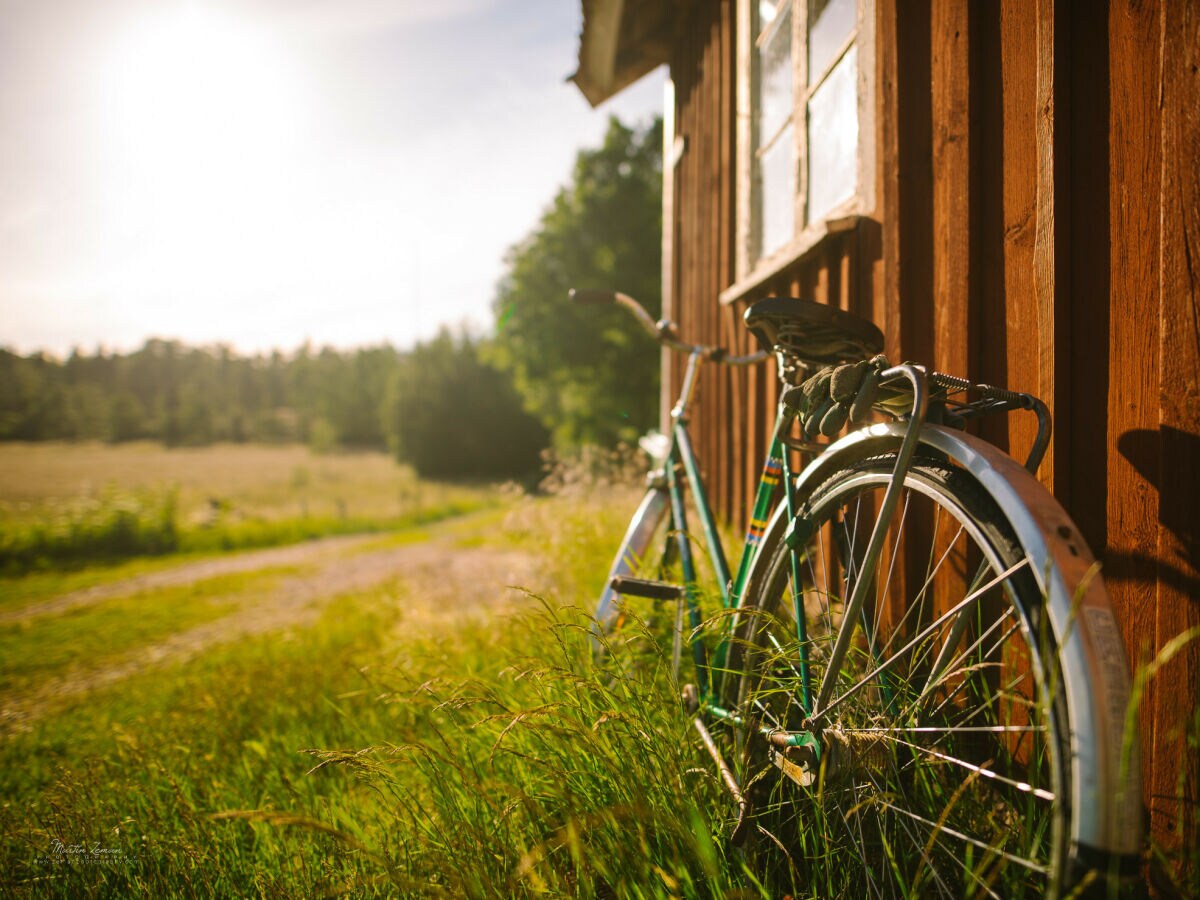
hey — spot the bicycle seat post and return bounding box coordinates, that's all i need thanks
[671,349,705,425]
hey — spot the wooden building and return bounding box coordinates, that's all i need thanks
[574,0,1198,888]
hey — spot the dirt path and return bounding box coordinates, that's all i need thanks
[0,533,394,625]
[0,517,542,735]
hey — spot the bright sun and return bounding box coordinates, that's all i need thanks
[94,3,309,301]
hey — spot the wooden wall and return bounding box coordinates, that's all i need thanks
[665,0,1198,884]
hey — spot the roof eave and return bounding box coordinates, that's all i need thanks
[571,0,672,108]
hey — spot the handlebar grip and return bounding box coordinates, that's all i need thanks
[568,289,618,305]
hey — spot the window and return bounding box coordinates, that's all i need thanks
[755,0,796,258]
[735,0,873,283]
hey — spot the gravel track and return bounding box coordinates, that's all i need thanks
[0,519,540,735]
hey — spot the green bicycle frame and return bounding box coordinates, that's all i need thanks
[663,354,929,733]
[659,347,805,710]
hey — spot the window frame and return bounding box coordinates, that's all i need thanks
[727,0,876,301]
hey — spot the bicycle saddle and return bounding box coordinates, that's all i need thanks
[744,297,884,365]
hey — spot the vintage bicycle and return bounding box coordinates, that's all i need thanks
[572,288,1141,897]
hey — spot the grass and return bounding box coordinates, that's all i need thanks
[0,567,293,693]
[0,487,762,897]
[0,458,1194,897]
[1,588,403,896]
[0,553,221,613]
[0,442,495,572]
[0,442,431,521]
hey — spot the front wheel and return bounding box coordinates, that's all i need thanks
[727,457,1072,898]
[591,487,692,673]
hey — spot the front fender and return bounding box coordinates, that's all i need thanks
[593,488,670,635]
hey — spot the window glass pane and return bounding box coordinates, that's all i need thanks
[807,43,857,224]
[808,0,856,83]
[756,1,792,145]
[759,121,795,256]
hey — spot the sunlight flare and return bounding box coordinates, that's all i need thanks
[93,3,310,298]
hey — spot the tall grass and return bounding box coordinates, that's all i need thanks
[1,470,1194,896]
[0,443,495,573]
[0,486,179,573]
[0,589,402,897]
[0,486,759,897]
[1127,626,1200,897]
[0,485,487,574]
[306,600,741,897]
[0,569,281,693]
[0,589,758,898]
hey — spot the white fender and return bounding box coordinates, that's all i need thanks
[743,422,1140,860]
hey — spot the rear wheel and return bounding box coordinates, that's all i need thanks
[728,457,1071,898]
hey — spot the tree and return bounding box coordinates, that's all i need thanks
[385,330,548,480]
[108,391,147,442]
[323,345,398,449]
[490,117,663,447]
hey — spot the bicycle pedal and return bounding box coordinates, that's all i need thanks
[609,575,685,600]
[770,746,817,787]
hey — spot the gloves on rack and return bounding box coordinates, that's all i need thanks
[794,355,890,438]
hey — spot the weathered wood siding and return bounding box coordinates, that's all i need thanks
[665,0,1198,878]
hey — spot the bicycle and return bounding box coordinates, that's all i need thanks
[571,289,1142,898]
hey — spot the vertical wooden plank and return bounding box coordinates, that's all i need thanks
[877,0,901,352]
[734,0,752,283]
[662,74,678,437]
[699,7,715,498]
[719,0,735,298]
[706,7,720,513]
[888,0,933,364]
[981,0,1038,461]
[745,328,761,527]
[676,12,696,448]
[976,0,1007,453]
[813,253,830,305]
[1106,0,1163,849]
[839,240,853,313]
[1031,0,1068,490]
[926,0,981,626]
[929,0,976,377]
[1062,1,1110,576]
[679,0,697,499]
[1153,0,1200,882]
[675,5,699,486]
[731,354,746,529]
[709,5,725,516]
[717,0,735,523]
[856,218,884,327]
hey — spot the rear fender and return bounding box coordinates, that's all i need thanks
[742,422,1140,860]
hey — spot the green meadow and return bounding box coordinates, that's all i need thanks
[0,444,755,897]
[0,442,493,573]
[1,444,1194,897]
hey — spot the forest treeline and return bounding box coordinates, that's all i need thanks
[0,338,384,447]
[0,117,662,480]
[0,333,547,480]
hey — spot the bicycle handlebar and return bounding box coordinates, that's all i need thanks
[568,289,769,366]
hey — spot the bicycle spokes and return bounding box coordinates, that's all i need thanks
[734,467,1063,896]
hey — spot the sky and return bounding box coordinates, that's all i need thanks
[0,0,665,358]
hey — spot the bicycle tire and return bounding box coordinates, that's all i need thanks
[726,455,1078,898]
